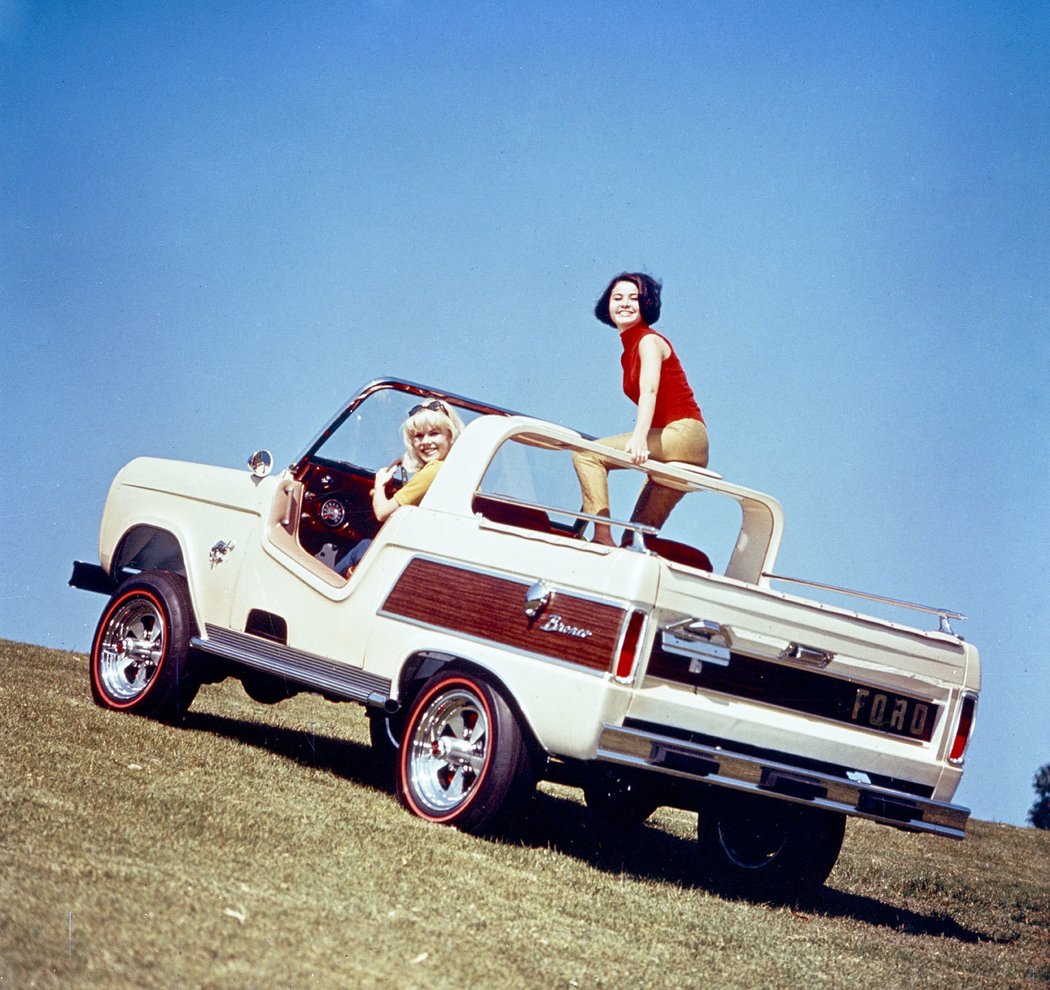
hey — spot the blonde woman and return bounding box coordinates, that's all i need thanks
[336,399,464,574]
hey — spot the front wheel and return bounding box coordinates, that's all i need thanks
[90,570,200,721]
[695,791,845,898]
[396,672,534,834]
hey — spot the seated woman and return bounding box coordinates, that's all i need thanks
[334,398,464,575]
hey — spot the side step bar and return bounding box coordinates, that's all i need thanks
[597,723,970,839]
[192,624,394,711]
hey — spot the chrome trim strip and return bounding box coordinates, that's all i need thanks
[398,553,630,612]
[596,723,969,839]
[192,624,391,706]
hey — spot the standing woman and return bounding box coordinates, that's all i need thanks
[573,272,709,545]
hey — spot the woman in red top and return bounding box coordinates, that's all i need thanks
[573,272,709,545]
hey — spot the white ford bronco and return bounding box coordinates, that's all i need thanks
[71,378,980,895]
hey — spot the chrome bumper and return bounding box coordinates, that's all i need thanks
[596,723,969,839]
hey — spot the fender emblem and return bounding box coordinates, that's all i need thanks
[209,540,235,566]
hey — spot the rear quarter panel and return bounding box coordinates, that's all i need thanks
[358,508,659,759]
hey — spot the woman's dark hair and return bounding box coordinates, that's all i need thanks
[594,272,662,327]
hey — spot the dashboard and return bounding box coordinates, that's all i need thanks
[293,458,394,557]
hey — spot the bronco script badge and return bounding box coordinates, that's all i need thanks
[538,614,593,640]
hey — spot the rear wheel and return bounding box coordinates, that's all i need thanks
[396,672,533,833]
[583,766,660,828]
[695,791,845,898]
[90,570,200,721]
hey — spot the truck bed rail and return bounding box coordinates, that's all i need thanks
[763,572,966,635]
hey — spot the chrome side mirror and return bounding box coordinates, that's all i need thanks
[247,449,273,478]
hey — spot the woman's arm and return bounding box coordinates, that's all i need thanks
[626,333,670,463]
[371,464,401,521]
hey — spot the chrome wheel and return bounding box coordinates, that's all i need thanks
[396,672,534,832]
[90,571,200,719]
[405,686,490,815]
[96,594,166,703]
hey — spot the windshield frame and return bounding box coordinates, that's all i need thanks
[292,377,533,471]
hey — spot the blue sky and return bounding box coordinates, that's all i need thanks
[2,1,1047,828]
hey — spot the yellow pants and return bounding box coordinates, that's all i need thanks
[572,418,710,531]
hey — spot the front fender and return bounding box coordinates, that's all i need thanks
[97,457,282,633]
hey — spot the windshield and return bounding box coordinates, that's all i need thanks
[309,385,484,474]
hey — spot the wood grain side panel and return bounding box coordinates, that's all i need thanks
[381,558,625,671]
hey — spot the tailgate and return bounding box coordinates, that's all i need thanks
[622,566,977,801]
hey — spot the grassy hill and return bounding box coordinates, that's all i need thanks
[2,638,1047,989]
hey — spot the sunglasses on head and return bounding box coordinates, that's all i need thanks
[408,399,449,417]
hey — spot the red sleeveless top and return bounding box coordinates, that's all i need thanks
[620,326,703,427]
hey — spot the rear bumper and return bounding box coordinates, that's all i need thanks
[597,723,969,839]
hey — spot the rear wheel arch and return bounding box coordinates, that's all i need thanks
[372,652,547,781]
[389,652,544,756]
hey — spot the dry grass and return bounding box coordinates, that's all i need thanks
[2,638,1048,989]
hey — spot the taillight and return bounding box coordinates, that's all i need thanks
[615,610,647,680]
[947,692,978,764]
